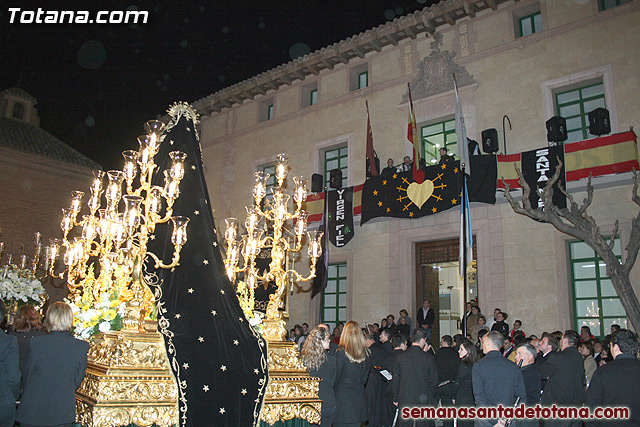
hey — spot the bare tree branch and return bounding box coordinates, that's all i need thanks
[503,159,640,332]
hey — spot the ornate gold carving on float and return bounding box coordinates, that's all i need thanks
[75,322,178,427]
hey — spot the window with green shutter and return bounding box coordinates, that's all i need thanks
[321,262,347,331]
[555,83,605,143]
[569,239,626,338]
[421,119,457,165]
[323,145,348,188]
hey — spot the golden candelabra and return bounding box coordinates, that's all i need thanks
[223,153,322,341]
[223,153,323,425]
[47,120,189,332]
[45,119,190,427]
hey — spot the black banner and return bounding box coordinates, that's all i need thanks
[327,187,354,247]
[521,145,566,209]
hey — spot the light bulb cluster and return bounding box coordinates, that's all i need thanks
[47,120,190,300]
[224,153,322,338]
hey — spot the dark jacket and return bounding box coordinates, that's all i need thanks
[9,329,46,373]
[454,361,474,406]
[472,350,526,426]
[491,320,509,337]
[334,349,371,424]
[417,307,435,329]
[0,331,20,427]
[435,346,460,383]
[366,343,389,427]
[392,345,438,407]
[15,331,89,426]
[585,354,640,426]
[538,346,585,406]
[309,353,337,422]
[520,363,542,405]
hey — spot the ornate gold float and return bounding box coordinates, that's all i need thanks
[47,114,190,427]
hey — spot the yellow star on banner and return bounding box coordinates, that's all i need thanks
[441,163,447,170]
[454,167,459,173]
[378,201,383,207]
[392,173,397,179]
[452,198,457,204]
[432,207,437,213]
[373,190,378,196]
[382,180,387,185]
[386,207,391,213]
[409,212,414,217]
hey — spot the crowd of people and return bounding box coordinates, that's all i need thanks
[296,302,640,427]
[0,301,89,427]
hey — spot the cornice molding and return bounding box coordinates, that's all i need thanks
[193,0,512,116]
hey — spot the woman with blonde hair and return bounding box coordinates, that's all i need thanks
[16,301,89,427]
[334,320,371,427]
[301,327,337,426]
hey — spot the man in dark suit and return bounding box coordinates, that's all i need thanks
[538,330,585,427]
[0,301,21,427]
[16,302,89,427]
[515,343,542,427]
[381,334,407,426]
[393,328,438,426]
[380,329,394,354]
[490,311,509,338]
[435,335,460,427]
[416,300,435,342]
[585,329,640,426]
[365,334,389,427]
[536,333,558,365]
[472,331,526,427]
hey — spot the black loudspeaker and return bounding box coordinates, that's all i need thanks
[311,173,324,193]
[468,138,480,156]
[329,169,342,190]
[588,108,611,136]
[481,128,499,154]
[546,116,568,144]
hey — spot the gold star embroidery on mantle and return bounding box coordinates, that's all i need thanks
[220,365,227,371]
[191,165,196,170]
[254,369,259,374]
[198,336,204,342]
[203,259,209,265]
[188,288,194,293]
[241,389,247,395]
[219,408,225,414]
[233,340,239,345]
[175,314,181,319]
[183,363,189,369]
[194,210,200,215]
[211,310,217,316]
[220,289,225,295]
[203,385,209,392]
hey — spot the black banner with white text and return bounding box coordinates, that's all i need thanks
[327,187,354,247]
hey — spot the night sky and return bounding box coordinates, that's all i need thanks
[1,1,434,171]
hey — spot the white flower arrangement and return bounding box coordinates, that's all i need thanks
[0,265,47,307]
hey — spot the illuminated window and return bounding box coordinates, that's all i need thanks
[421,118,457,165]
[569,239,624,337]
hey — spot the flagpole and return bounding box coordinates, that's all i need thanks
[462,168,468,338]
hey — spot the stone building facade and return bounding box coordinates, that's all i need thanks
[0,88,100,301]
[195,0,640,337]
